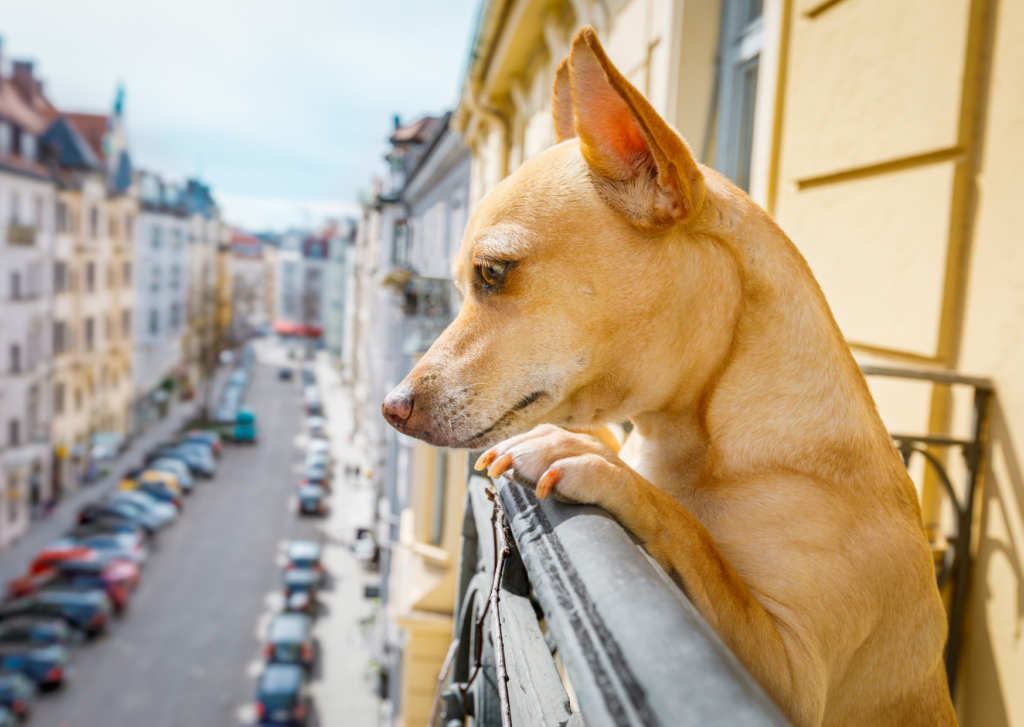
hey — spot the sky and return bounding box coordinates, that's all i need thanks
[2,0,479,232]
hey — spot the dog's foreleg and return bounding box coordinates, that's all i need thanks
[477,424,826,727]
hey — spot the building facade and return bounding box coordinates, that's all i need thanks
[0,59,56,546]
[132,172,189,431]
[45,107,136,494]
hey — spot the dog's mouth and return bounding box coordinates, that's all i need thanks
[454,391,546,448]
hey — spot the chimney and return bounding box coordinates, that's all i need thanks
[12,61,34,100]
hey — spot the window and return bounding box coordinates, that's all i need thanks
[170,265,180,289]
[7,420,18,447]
[9,191,19,224]
[392,220,409,264]
[0,122,10,155]
[713,0,764,192]
[110,214,119,239]
[34,196,43,229]
[9,272,20,300]
[9,345,20,373]
[84,318,95,351]
[152,226,162,249]
[53,321,67,355]
[149,309,159,335]
[86,262,96,292]
[151,266,160,292]
[54,383,65,415]
[54,261,67,293]
[122,310,131,336]
[20,133,36,162]
[74,389,82,411]
[89,207,99,238]
[123,261,132,286]
[125,214,134,239]
[56,201,69,233]
[105,314,112,338]
[170,303,181,329]
[108,264,116,289]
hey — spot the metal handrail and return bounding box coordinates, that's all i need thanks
[440,475,789,727]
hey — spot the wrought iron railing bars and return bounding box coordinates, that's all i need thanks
[859,364,992,696]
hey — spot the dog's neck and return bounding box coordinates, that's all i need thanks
[627,189,889,493]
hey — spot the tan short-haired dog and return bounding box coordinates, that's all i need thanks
[383,27,956,727]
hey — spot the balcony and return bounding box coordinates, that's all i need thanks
[437,475,789,727]
[6,224,36,245]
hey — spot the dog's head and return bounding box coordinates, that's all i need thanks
[383,27,733,448]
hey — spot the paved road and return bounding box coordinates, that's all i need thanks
[27,361,328,727]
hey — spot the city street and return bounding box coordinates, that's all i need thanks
[0,355,379,726]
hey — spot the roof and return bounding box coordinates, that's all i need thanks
[259,663,303,693]
[0,69,55,135]
[64,113,108,161]
[268,613,310,641]
[40,117,102,171]
[287,541,321,560]
[390,116,442,145]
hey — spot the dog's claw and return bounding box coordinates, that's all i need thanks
[536,468,560,499]
[475,449,497,471]
[487,453,514,479]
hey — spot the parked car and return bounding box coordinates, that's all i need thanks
[254,663,310,726]
[28,557,137,614]
[305,439,330,458]
[120,468,183,509]
[0,706,21,726]
[305,416,326,439]
[147,443,215,479]
[77,500,163,536]
[282,570,319,616]
[0,639,71,689]
[106,491,177,528]
[0,617,76,648]
[0,671,35,719]
[263,613,314,668]
[182,430,222,457]
[296,485,327,517]
[7,558,133,614]
[234,407,258,444]
[285,542,323,583]
[0,588,113,637]
[278,367,293,381]
[146,457,195,493]
[300,364,315,386]
[60,528,149,566]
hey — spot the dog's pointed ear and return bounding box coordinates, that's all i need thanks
[569,26,705,226]
[552,56,576,143]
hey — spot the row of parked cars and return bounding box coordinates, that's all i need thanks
[0,428,225,724]
[252,362,331,726]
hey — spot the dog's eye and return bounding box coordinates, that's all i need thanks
[477,261,508,288]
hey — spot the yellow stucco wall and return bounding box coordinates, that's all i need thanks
[953,0,1024,722]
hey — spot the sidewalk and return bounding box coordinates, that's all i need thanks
[0,398,199,587]
[311,350,381,726]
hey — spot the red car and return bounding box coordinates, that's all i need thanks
[9,554,138,614]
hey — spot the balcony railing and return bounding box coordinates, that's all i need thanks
[436,474,789,727]
[6,224,36,245]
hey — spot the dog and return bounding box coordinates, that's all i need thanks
[382,26,956,727]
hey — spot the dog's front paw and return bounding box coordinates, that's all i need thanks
[474,424,636,510]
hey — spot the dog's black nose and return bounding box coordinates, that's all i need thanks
[382,387,415,427]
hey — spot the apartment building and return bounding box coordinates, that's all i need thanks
[0,59,56,546]
[44,103,136,493]
[132,172,189,430]
[181,180,223,413]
